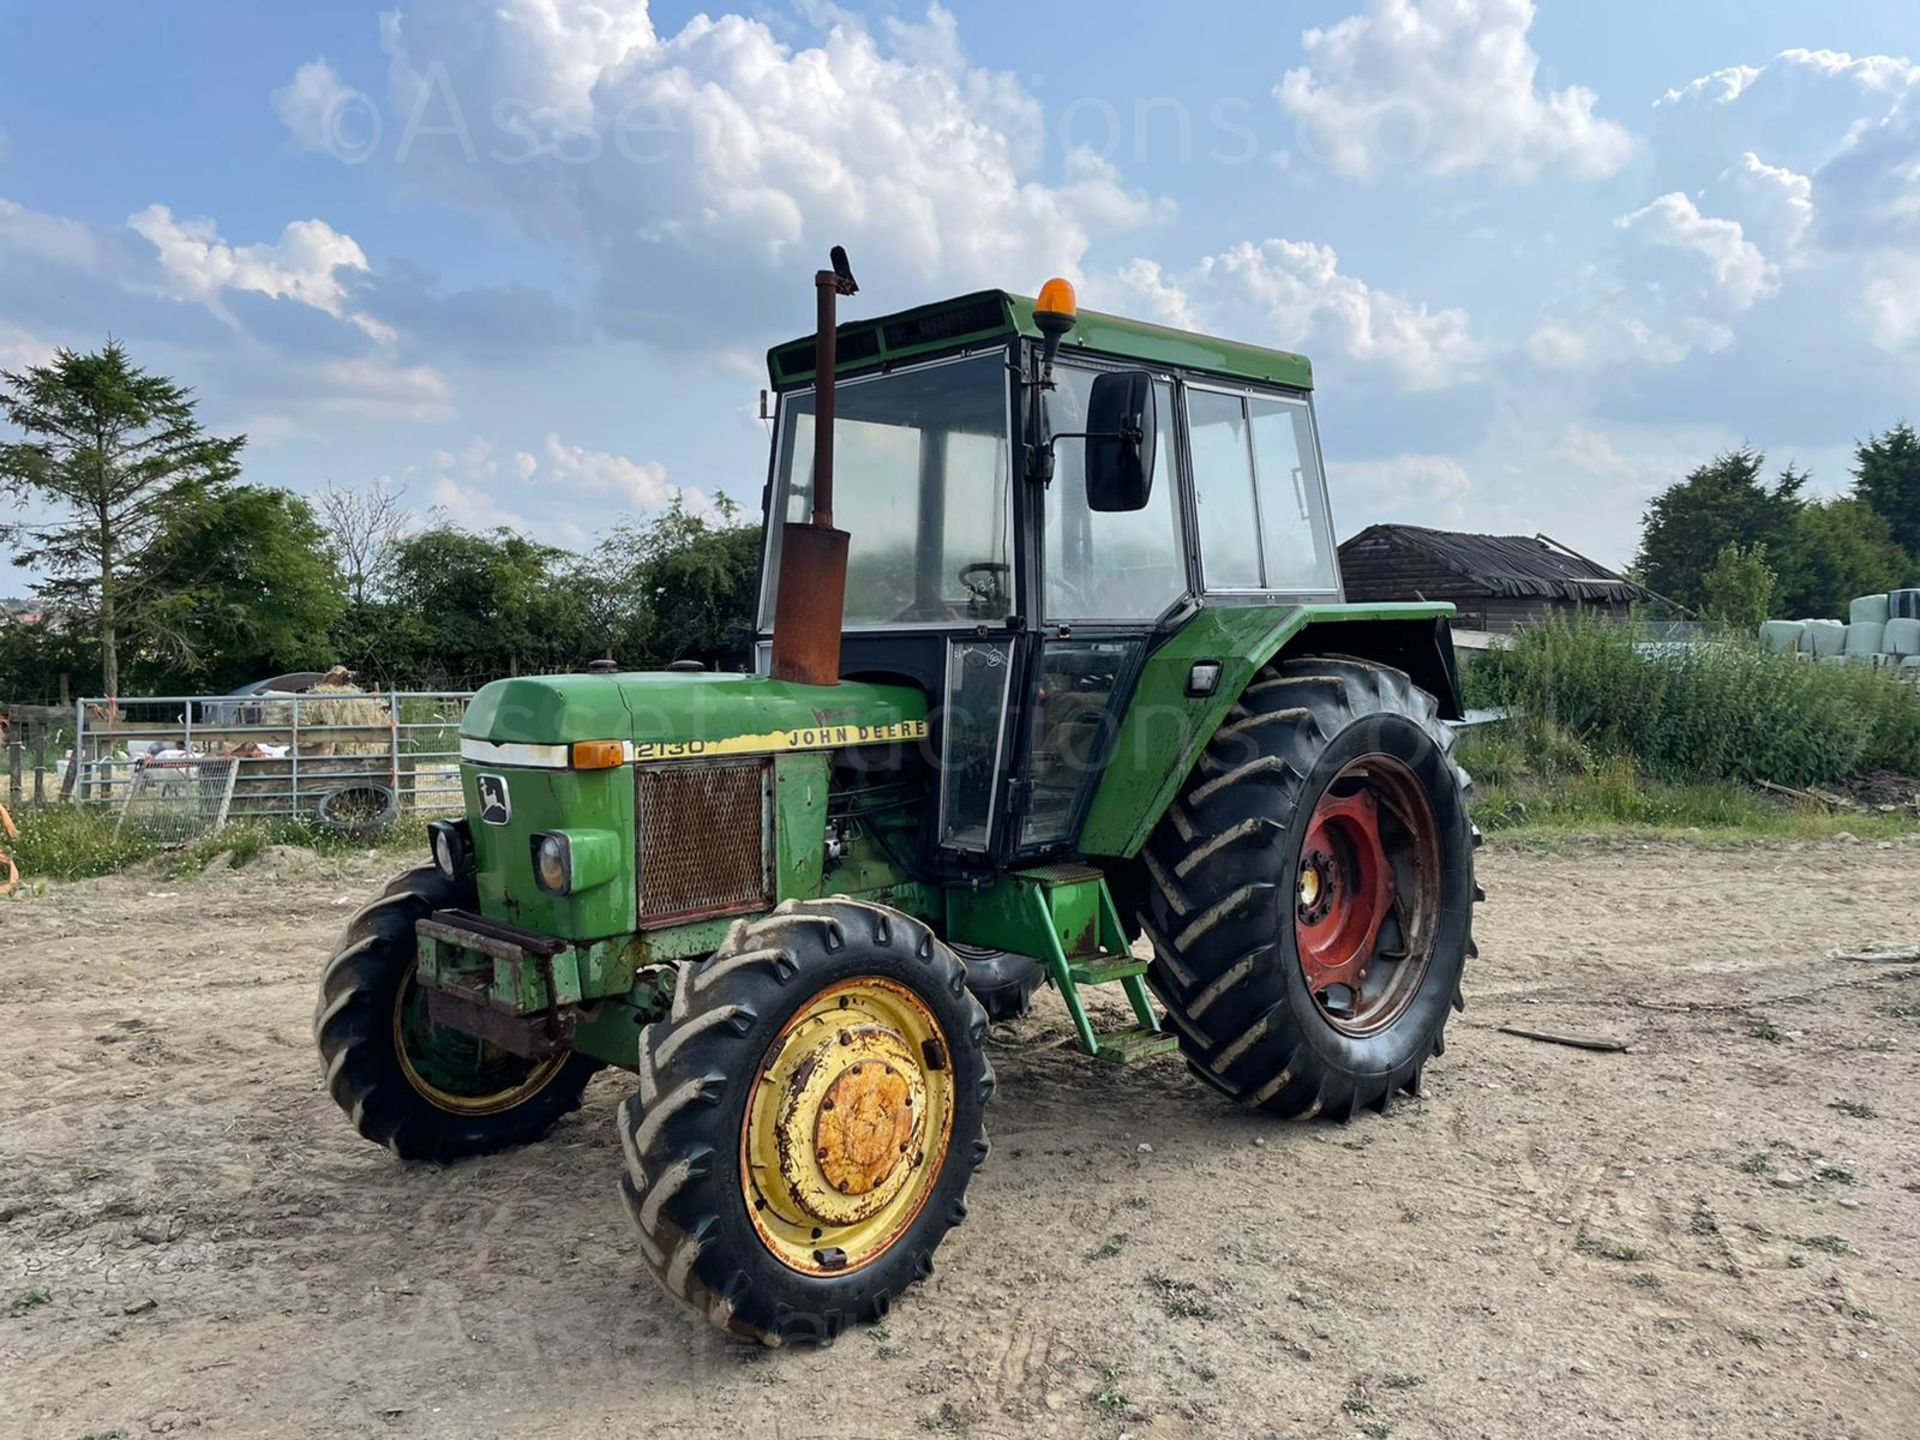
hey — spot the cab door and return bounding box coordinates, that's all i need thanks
[1007,363,1189,857]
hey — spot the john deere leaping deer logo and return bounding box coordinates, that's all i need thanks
[476,774,511,826]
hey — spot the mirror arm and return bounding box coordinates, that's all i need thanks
[1023,335,1063,487]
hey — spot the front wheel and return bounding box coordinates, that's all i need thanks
[315,866,599,1160]
[1142,657,1478,1119]
[618,898,993,1345]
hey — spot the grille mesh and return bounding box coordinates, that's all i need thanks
[635,760,772,923]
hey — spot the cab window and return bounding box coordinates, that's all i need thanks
[1042,366,1183,621]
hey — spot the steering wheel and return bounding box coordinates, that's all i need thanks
[959,562,1010,612]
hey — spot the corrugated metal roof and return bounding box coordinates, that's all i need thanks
[1340,525,1649,603]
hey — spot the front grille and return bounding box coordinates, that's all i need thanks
[635,759,773,924]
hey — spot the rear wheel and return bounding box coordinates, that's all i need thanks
[618,898,993,1345]
[315,866,598,1160]
[1141,657,1478,1118]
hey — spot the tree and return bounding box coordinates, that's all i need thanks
[0,342,244,699]
[1774,497,1914,618]
[1854,421,1920,559]
[374,527,590,687]
[587,494,760,668]
[318,479,413,607]
[1634,449,1804,611]
[1699,541,1776,631]
[135,486,347,690]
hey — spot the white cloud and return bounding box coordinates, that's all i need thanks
[1720,152,1813,257]
[1330,453,1473,530]
[422,429,694,543]
[1114,239,1481,391]
[428,439,544,535]
[1657,48,1918,110]
[531,432,697,512]
[0,322,53,372]
[1274,0,1634,181]
[127,204,393,340]
[350,1,1166,337]
[1112,259,1199,332]
[1862,252,1920,350]
[1615,192,1778,309]
[272,58,363,153]
[0,197,102,269]
[312,356,457,422]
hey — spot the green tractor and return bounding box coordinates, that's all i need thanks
[316,257,1478,1345]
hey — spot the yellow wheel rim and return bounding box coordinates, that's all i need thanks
[392,974,569,1116]
[741,976,955,1276]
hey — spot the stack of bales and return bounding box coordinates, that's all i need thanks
[1760,590,1920,677]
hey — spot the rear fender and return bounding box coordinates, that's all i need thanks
[1077,603,1458,858]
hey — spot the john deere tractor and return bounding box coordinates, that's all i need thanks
[316,256,1478,1345]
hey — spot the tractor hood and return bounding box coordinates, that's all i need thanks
[460,671,929,764]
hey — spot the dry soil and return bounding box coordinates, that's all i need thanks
[3,837,1918,1439]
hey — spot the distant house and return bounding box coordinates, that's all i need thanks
[1338,525,1655,635]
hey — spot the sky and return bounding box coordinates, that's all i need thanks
[4,0,1920,597]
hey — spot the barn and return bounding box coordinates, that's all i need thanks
[1338,525,1655,635]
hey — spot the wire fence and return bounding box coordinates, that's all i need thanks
[7,689,481,833]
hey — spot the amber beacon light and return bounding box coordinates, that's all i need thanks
[1034,276,1078,336]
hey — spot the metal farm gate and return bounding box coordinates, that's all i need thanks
[63,689,474,835]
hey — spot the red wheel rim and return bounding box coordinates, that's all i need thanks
[1294,757,1441,1035]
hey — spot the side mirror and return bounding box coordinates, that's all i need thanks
[1085,370,1157,512]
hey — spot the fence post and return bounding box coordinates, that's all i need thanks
[7,741,19,806]
[290,695,301,822]
[32,736,45,805]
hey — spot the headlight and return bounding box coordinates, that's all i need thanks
[532,832,572,895]
[429,819,472,879]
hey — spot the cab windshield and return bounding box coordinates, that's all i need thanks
[760,351,1012,629]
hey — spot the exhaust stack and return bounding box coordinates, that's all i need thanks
[770,247,859,687]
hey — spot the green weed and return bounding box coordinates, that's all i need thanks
[6,1288,50,1317]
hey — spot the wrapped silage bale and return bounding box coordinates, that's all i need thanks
[1891,589,1920,620]
[1759,620,1805,654]
[1800,619,1847,657]
[1851,593,1891,625]
[1845,621,1887,657]
[1885,617,1920,656]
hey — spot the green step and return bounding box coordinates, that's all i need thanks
[1067,955,1149,985]
[1092,1025,1179,1065]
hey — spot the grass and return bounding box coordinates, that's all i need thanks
[1815,1165,1860,1186]
[1746,1018,1785,1043]
[1878,992,1920,1021]
[1575,1236,1648,1263]
[1631,1273,1663,1292]
[1467,615,1920,788]
[1147,1273,1219,1321]
[1737,1150,1774,1176]
[1457,616,1920,842]
[7,1288,50,1318]
[4,804,430,885]
[1799,1234,1852,1256]
[1089,1363,1128,1421]
[1829,1099,1877,1120]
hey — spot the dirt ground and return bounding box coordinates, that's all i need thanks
[3,836,1918,1440]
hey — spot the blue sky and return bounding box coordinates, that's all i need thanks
[5,0,1920,596]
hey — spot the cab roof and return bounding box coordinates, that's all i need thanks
[767,289,1313,394]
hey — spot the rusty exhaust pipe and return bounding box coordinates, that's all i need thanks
[770,247,859,687]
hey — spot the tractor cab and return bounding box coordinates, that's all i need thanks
[755,280,1346,864]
